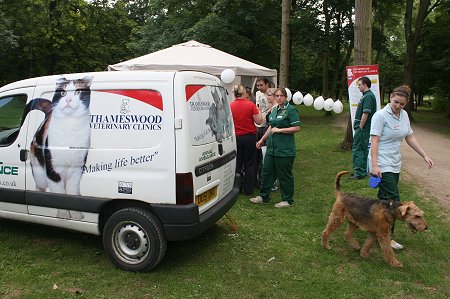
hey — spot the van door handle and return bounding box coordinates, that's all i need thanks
[218,143,223,156]
[20,149,28,161]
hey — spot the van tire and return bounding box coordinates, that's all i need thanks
[102,207,167,272]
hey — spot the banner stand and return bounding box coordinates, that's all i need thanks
[346,64,381,136]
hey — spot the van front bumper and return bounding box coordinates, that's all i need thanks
[151,174,240,241]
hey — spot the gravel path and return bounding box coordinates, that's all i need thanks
[400,124,450,219]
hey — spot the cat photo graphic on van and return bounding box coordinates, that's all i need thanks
[26,76,93,219]
[206,86,232,142]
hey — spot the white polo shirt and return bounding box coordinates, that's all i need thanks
[255,91,269,127]
[369,104,413,173]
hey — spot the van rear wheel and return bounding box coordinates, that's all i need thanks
[103,207,167,272]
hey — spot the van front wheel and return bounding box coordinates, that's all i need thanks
[103,207,167,272]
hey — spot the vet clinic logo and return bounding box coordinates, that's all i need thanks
[90,98,162,130]
[120,99,130,114]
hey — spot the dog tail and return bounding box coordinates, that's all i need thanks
[335,171,350,194]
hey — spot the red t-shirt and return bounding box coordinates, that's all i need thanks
[230,98,259,136]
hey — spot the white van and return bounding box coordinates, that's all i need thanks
[0,70,239,272]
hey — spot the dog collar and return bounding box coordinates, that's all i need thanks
[389,201,396,215]
[389,201,394,209]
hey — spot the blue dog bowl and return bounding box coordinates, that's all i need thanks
[369,174,381,188]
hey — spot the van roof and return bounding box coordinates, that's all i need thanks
[0,70,220,93]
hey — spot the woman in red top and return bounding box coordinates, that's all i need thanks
[230,85,262,195]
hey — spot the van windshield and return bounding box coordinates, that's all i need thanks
[185,85,233,145]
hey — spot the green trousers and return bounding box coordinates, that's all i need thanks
[352,128,370,177]
[378,172,400,201]
[378,172,400,234]
[259,154,295,204]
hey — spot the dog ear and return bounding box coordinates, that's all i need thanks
[399,204,409,217]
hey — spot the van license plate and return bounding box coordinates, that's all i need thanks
[195,186,218,206]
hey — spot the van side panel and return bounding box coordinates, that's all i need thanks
[157,71,239,241]
[173,73,237,213]
[1,70,239,242]
[23,72,176,221]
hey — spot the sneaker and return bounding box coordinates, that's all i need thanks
[271,180,278,191]
[250,196,266,204]
[274,201,292,208]
[390,240,404,250]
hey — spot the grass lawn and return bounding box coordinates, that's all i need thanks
[1,106,449,298]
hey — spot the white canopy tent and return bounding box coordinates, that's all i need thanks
[107,40,277,88]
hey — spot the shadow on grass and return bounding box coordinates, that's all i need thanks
[0,218,233,272]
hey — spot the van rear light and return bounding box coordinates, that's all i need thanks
[176,173,194,205]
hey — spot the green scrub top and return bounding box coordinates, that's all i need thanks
[266,103,301,157]
[353,89,377,130]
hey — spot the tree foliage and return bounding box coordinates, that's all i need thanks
[128,0,281,71]
[0,0,448,117]
[0,0,134,84]
[417,0,450,115]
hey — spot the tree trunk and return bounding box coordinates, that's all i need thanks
[354,0,372,65]
[279,0,291,87]
[329,11,342,99]
[341,0,372,150]
[337,35,354,100]
[418,93,423,107]
[321,0,331,98]
[322,53,329,97]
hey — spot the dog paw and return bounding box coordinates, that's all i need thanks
[360,251,369,258]
[389,260,403,268]
[321,242,331,250]
[351,244,361,250]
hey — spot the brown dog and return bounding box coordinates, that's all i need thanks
[321,171,428,267]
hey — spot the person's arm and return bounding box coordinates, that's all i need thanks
[360,112,369,129]
[270,107,301,134]
[253,112,262,125]
[271,126,300,134]
[256,125,272,149]
[370,135,381,177]
[405,134,434,168]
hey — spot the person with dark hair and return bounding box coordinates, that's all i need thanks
[351,76,377,179]
[230,84,262,195]
[244,86,254,102]
[250,88,301,208]
[369,85,433,250]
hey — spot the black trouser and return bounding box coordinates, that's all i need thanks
[254,127,266,188]
[236,133,257,195]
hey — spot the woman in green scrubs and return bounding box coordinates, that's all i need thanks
[250,88,301,208]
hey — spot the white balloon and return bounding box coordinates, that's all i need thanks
[220,69,235,84]
[313,96,324,110]
[324,98,334,111]
[332,99,344,114]
[292,91,303,105]
[285,88,292,101]
[303,93,314,106]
